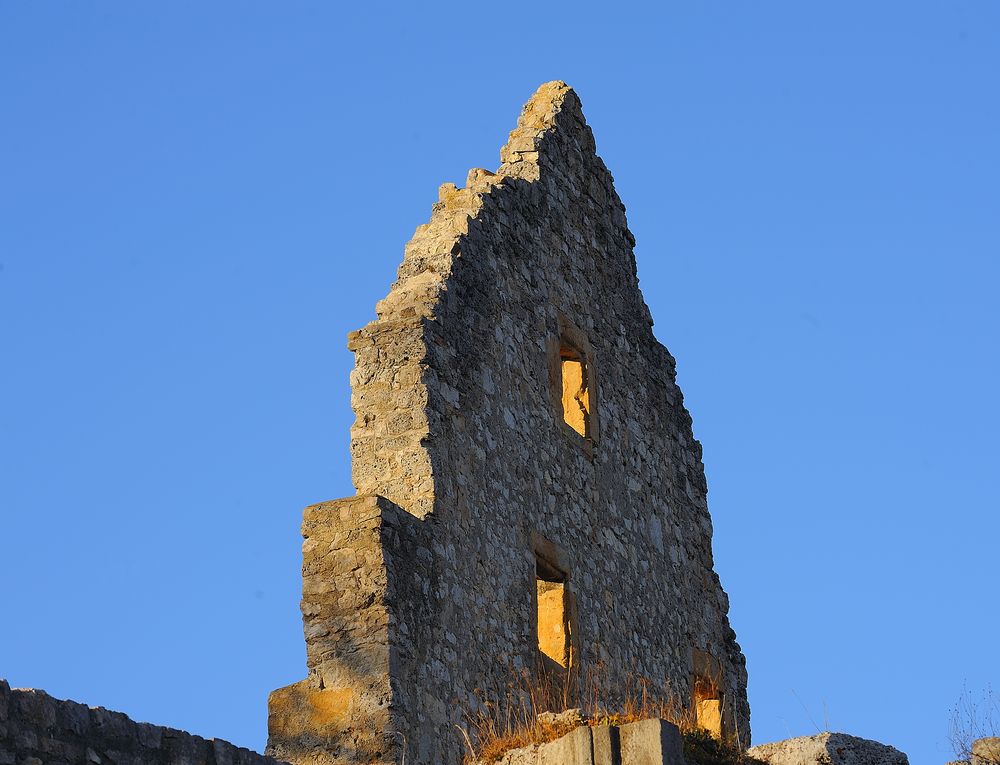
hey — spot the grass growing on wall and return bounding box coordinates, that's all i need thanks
[461,668,756,764]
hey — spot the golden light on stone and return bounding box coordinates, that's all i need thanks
[560,348,590,438]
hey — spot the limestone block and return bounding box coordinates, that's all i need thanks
[618,719,684,765]
[591,725,619,765]
[537,708,588,728]
[267,679,384,765]
[537,726,593,765]
[973,738,1000,765]
[747,732,908,765]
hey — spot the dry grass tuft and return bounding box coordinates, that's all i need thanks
[462,666,749,765]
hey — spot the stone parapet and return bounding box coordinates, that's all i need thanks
[0,680,284,765]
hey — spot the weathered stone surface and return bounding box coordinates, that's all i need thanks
[0,679,285,765]
[591,725,619,765]
[266,495,431,765]
[493,744,540,765]
[618,719,684,765]
[482,719,684,765]
[537,709,589,729]
[747,732,908,765]
[973,738,1000,765]
[537,725,592,765]
[270,80,749,765]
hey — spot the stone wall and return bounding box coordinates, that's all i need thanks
[269,81,749,765]
[267,495,436,765]
[483,718,684,765]
[0,680,284,765]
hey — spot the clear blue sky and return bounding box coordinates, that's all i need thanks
[1,3,997,764]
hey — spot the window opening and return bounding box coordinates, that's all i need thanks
[535,554,571,669]
[560,344,590,438]
[694,676,722,739]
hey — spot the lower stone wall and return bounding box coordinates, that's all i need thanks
[0,680,286,765]
[479,718,683,765]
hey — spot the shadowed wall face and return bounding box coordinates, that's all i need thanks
[268,81,749,765]
[1,681,287,765]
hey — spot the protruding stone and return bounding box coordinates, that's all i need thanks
[537,725,592,765]
[973,738,1000,765]
[537,708,589,728]
[748,732,909,765]
[618,719,684,765]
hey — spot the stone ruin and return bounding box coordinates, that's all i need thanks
[264,81,750,765]
[2,80,923,765]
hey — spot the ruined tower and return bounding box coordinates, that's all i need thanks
[266,81,749,765]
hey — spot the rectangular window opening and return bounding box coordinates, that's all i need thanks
[560,344,590,439]
[694,677,722,739]
[535,556,570,670]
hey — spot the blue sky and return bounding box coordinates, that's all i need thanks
[1,3,997,764]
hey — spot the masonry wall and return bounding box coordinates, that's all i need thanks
[0,680,284,765]
[267,496,437,765]
[270,81,750,765]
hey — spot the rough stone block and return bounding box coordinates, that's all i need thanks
[591,724,620,765]
[12,691,55,731]
[973,738,1000,765]
[213,739,238,765]
[747,732,908,765]
[537,725,593,765]
[161,730,210,765]
[91,707,134,745]
[618,719,683,765]
[12,730,37,752]
[495,745,540,765]
[54,699,90,737]
[137,722,162,750]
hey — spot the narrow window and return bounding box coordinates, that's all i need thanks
[560,344,590,438]
[535,554,571,669]
[694,677,722,739]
